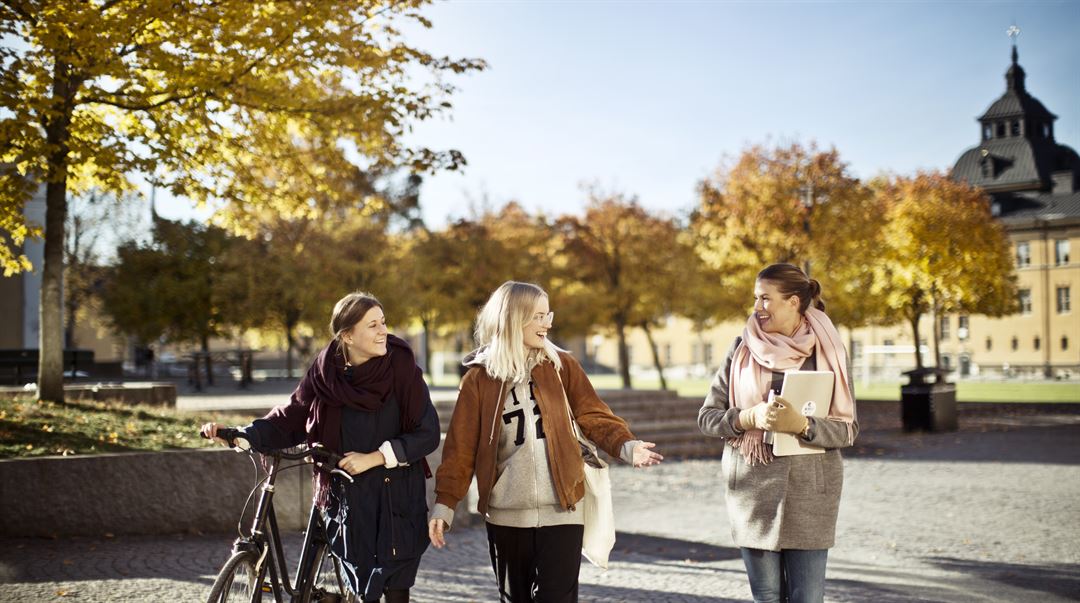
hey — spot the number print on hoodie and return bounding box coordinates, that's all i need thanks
[487,380,582,528]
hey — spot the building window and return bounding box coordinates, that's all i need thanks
[958,315,970,341]
[1055,239,1070,265]
[1011,120,1021,136]
[1019,289,1032,314]
[997,122,1006,137]
[704,343,714,368]
[1034,336,1041,351]
[1044,123,1052,138]
[941,355,952,370]
[1016,242,1031,267]
[691,343,700,364]
[983,124,992,140]
[884,339,894,358]
[1011,336,1019,351]
[1063,336,1069,351]
[986,336,992,351]
[1058,287,1071,313]
[939,316,950,340]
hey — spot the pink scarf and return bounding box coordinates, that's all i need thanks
[728,307,857,465]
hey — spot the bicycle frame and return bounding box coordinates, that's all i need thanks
[230,452,339,603]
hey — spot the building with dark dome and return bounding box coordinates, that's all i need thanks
[945,46,1079,378]
[953,47,1080,220]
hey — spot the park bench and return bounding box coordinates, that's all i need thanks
[0,349,95,385]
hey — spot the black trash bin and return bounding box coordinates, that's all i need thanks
[900,367,957,432]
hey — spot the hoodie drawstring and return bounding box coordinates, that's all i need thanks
[489,381,507,445]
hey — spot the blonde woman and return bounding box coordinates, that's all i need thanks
[428,281,663,602]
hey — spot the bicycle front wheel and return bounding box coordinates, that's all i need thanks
[207,550,261,603]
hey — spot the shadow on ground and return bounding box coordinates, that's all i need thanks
[847,422,1080,465]
[613,532,742,563]
[930,557,1080,600]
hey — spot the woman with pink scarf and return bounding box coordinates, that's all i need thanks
[698,263,857,603]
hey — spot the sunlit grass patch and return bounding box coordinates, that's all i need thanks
[0,396,256,459]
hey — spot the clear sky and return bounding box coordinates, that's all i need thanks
[158,0,1080,226]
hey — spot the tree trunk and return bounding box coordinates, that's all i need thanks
[421,316,433,379]
[909,313,923,370]
[201,333,214,386]
[64,295,76,350]
[37,60,77,403]
[615,319,631,389]
[931,302,941,370]
[641,321,667,391]
[284,322,295,380]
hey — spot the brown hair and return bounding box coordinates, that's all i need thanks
[756,263,825,314]
[330,292,383,341]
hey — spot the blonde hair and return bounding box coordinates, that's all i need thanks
[474,281,563,382]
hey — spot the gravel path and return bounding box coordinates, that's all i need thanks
[3,408,1079,602]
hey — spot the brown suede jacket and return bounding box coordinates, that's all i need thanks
[434,351,635,516]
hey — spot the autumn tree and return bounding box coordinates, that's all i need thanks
[692,141,886,328]
[556,190,693,389]
[0,1,483,401]
[101,217,249,382]
[393,203,552,373]
[869,172,1019,369]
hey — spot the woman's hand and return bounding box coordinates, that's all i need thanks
[429,518,448,548]
[764,397,809,434]
[338,451,386,476]
[632,441,663,467]
[200,422,229,447]
[737,401,773,431]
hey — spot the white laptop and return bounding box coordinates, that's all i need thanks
[768,371,834,456]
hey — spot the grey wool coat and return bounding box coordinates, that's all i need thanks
[698,337,858,551]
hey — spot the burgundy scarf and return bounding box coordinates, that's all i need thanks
[264,334,426,507]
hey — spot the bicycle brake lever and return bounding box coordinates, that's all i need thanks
[330,468,354,483]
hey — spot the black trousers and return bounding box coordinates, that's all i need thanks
[486,522,584,603]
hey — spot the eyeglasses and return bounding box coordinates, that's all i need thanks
[531,311,554,327]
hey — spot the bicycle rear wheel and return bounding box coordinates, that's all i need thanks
[207,550,261,602]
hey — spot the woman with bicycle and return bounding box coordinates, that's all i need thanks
[203,292,440,603]
[428,281,663,602]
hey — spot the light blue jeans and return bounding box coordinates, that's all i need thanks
[740,547,828,603]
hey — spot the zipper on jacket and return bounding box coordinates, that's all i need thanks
[385,476,397,556]
[534,382,570,511]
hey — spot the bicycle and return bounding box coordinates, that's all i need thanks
[202,427,356,603]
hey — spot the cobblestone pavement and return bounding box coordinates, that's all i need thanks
[3,412,1079,602]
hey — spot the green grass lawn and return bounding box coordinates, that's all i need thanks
[0,396,255,459]
[584,374,1080,403]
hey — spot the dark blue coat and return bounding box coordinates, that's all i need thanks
[244,390,440,593]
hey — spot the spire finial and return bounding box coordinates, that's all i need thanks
[1007,24,1020,63]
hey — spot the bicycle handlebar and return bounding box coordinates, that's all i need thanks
[200,428,353,482]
